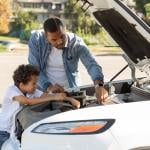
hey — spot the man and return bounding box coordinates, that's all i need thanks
[28,17,108,104]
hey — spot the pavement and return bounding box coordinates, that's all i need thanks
[0,50,28,104]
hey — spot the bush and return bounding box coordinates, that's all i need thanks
[20,30,31,41]
[76,28,118,46]
[19,22,41,41]
[10,11,41,42]
[76,28,100,45]
[98,28,118,46]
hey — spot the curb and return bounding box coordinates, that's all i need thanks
[95,52,123,56]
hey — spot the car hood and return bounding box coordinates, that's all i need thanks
[24,101,150,149]
[79,0,150,76]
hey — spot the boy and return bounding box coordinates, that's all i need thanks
[0,64,80,149]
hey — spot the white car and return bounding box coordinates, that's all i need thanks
[0,41,18,51]
[2,0,150,150]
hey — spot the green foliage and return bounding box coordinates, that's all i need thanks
[15,11,37,29]
[133,0,150,15]
[76,27,117,46]
[77,34,97,45]
[98,28,118,46]
[0,36,19,41]
[0,45,6,52]
[10,11,40,41]
[145,3,150,25]
[64,0,117,46]
[145,3,150,16]
[133,0,150,25]
[20,21,40,41]
[76,28,99,45]
[64,0,99,34]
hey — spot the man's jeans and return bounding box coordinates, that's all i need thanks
[0,131,10,150]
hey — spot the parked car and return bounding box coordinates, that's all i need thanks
[2,0,150,150]
[0,41,18,51]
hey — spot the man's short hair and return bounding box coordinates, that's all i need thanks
[43,17,64,33]
[13,64,39,87]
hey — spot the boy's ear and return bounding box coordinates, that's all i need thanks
[19,82,24,89]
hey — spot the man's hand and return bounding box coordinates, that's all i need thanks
[47,84,64,93]
[95,86,108,104]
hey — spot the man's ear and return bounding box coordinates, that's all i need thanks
[44,32,47,38]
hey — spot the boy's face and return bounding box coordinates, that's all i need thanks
[45,26,67,49]
[20,75,38,94]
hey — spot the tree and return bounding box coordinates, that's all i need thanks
[13,10,37,30]
[145,3,150,17]
[0,0,12,34]
[64,0,99,34]
[11,10,40,41]
[133,0,150,25]
[133,0,150,15]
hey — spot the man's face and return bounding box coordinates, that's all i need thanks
[45,26,67,49]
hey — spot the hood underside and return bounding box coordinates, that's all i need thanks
[77,0,150,76]
[93,9,150,64]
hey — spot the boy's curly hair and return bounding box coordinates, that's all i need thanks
[13,64,39,87]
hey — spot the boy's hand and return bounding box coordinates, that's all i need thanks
[51,93,80,109]
[66,97,80,109]
[53,93,66,101]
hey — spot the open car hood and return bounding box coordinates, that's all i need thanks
[78,0,150,77]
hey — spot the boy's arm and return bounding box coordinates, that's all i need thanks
[13,93,66,106]
[13,94,80,108]
[41,93,80,109]
[65,97,80,109]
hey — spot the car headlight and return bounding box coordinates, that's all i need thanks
[32,119,115,135]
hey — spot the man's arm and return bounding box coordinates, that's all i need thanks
[28,32,51,91]
[78,44,104,83]
[77,44,108,103]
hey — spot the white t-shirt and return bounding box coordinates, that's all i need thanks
[46,46,69,89]
[0,85,43,133]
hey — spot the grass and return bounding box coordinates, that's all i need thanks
[0,36,20,53]
[0,36,122,54]
[0,36,19,42]
[88,45,122,54]
[0,45,7,53]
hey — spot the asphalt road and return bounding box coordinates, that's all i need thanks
[0,50,145,104]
